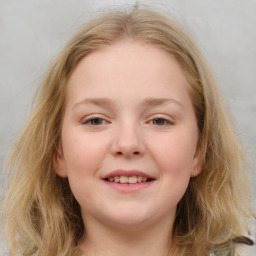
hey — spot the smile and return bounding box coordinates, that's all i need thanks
[105,175,153,184]
[102,170,156,192]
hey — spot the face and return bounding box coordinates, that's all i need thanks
[55,40,201,230]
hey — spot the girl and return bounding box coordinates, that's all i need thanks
[1,8,255,256]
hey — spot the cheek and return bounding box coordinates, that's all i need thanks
[61,134,106,208]
[151,132,196,174]
[149,132,197,203]
[157,150,193,210]
[61,131,107,178]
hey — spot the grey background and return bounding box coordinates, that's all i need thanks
[0,0,255,211]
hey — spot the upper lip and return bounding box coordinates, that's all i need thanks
[102,169,156,180]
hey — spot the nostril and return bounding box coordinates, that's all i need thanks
[114,151,141,157]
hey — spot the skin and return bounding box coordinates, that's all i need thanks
[55,40,201,256]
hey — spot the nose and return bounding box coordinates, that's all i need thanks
[111,123,145,158]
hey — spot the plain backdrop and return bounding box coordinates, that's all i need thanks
[0,0,255,211]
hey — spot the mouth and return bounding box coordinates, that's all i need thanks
[104,175,154,184]
[102,170,156,187]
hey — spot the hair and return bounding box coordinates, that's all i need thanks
[1,7,254,256]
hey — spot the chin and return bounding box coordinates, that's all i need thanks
[100,207,158,230]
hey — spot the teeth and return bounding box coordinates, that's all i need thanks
[137,176,142,182]
[107,175,151,184]
[128,176,137,184]
[120,176,128,183]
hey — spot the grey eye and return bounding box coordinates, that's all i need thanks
[89,118,104,125]
[152,118,168,125]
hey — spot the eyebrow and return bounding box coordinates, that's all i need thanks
[73,98,114,110]
[141,98,184,109]
[72,97,184,110]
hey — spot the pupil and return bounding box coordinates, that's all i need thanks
[154,118,164,125]
[91,118,102,125]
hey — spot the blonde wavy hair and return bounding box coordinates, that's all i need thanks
[1,8,253,256]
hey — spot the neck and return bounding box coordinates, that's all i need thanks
[78,215,175,256]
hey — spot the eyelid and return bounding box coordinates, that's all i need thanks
[146,114,175,125]
[81,114,111,125]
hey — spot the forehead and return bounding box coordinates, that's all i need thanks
[67,40,190,98]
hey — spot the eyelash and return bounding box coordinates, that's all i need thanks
[81,115,174,127]
[148,117,174,126]
[82,115,109,126]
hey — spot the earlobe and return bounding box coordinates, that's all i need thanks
[53,149,68,178]
[191,143,203,177]
[191,156,202,177]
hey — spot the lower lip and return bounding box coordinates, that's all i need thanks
[103,180,155,193]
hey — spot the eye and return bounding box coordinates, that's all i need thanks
[148,116,174,126]
[152,118,168,125]
[87,118,105,125]
[82,115,109,126]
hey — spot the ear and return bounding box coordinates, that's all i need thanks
[191,142,203,177]
[53,147,68,178]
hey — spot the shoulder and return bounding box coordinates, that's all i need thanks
[235,219,256,256]
[235,243,256,256]
[0,240,8,255]
[210,243,255,256]
[210,220,256,256]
